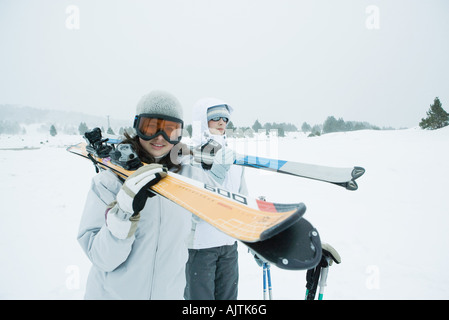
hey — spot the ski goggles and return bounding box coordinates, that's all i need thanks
[133,114,184,144]
[209,116,229,123]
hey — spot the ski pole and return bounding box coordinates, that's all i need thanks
[305,265,321,300]
[317,263,329,300]
[263,262,273,300]
[266,263,273,300]
[263,263,267,300]
[305,243,341,300]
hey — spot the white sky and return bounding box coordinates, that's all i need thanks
[1,0,448,128]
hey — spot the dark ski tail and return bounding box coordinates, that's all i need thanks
[244,218,322,270]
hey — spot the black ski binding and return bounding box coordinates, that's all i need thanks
[84,127,112,158]
[84,127,142,171]
[110,144,142,170]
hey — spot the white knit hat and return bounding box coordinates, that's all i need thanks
[135,90,183,120]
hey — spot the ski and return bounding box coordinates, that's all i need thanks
[67,141,305,243]
[192,139,365,191]
[234,154,365,191]
[99,136,365,190]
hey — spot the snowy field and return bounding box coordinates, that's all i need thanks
[1,126,448,300]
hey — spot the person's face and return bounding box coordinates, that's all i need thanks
[139,134,174,158]
[208,118,227,135]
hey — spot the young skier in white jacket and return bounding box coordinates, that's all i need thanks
[77,90,217,300]
[184,97,248,300]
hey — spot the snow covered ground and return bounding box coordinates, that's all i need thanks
[1,126,448,299]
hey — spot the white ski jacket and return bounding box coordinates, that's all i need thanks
[187,98,248,249]
[77,156,217,300]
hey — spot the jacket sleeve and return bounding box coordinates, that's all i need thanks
[178,155,220,187]
[77,170,135,272]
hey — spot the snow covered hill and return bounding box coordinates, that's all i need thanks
[1,127,448,299]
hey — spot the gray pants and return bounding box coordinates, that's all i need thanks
[184,242,238,300]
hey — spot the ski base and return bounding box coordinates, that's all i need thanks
[244,217,322,270]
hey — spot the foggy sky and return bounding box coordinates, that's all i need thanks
[1,0,448,128]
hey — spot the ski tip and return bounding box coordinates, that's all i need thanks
[66,144,81,155]
[346,180,359,191]
[352,166,365,180]
[66,143,78,152]
[335,180,359,191]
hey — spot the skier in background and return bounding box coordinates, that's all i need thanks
[184,98,248,300]
[77,90,217,299]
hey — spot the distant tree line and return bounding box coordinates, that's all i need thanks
[76,114,403,139]
[4,97,448,138]
[182,120,298,138]
[300,118,383,137]
[0,117,390,138]
[77,122,134,136]
[0,121,24,134]
[322,116,381,134]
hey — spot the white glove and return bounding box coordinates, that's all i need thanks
[210,148,235,184]
[193,139,222,169]
[116,164,167,214]
[106,164,167,239]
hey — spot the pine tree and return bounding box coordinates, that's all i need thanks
[252,119,262,132]
[50,125,57,136]
[419,97,449,130]
[78,122,88,135]
[185,124,192,138]
[227,121,235,130]
[323,116,339,133]
[301,122,312,133]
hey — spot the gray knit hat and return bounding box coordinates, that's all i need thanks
[135,90,183,120]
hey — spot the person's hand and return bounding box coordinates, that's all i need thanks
[193,139,222,170]
[106,164,167,239]
[116,164,167,214]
